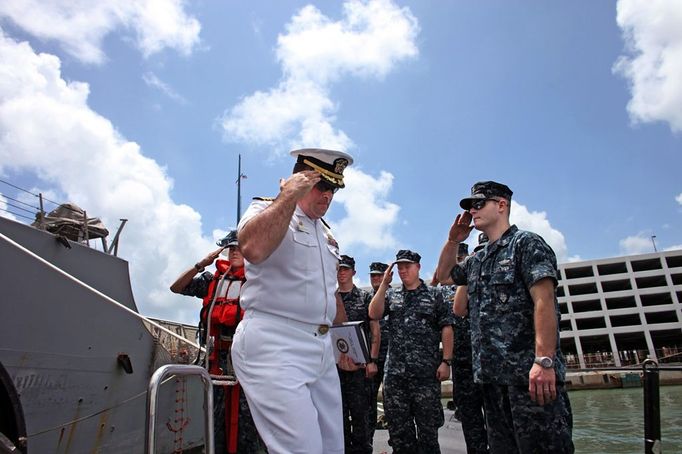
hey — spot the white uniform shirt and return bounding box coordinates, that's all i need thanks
[237,199,341,325]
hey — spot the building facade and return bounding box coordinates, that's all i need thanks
[558,249,682,369]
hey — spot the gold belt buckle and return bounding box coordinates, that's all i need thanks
[317,325,330,335]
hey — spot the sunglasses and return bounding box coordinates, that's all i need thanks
[315,180,339,194]
[470,198,501,210]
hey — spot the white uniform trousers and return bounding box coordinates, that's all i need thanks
[231,310,344,454]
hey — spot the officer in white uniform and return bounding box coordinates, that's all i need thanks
[232,148,354,454]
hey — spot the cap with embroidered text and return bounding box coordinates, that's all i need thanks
[216,230,238,248]
[457,243,469,257]
[339,255,355,269]
[459,181,513,210]
[291,148,354,189]
[369,262,389,274]
[395,249,421,264]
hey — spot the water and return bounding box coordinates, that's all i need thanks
[571,385,682,453]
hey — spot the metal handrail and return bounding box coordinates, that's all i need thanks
[642,360,661,454]
[145,365,214,454]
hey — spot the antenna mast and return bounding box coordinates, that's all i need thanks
[236,154,244,225]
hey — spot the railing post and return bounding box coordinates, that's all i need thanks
[37,193,45,229]
[642,359,661,454]
[146,364,214,454]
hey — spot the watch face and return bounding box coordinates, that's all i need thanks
[540,357,553,368]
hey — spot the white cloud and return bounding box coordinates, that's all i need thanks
[665,244,682,251]
[676,193,682,205]
[0,31,212,323]
[142,72,186,103]
[510,201,574,263]
[222,79,349,152]
[332,167,400,251]
[619,233,656,255]
[0,0,201,64]
[220,0,418,254]
[277,1,419,85]
[614,0,682,132]
[220,0,418,153]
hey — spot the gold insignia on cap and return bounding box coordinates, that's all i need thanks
[302,158,343,185]
[333,158,348,175]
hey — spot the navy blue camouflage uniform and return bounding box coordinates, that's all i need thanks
[369,301,389,436]
[338,285,374,454]
[450,225,573,454]
[182,272,266,453]
[441,285,489,454]
[382,280,451,454]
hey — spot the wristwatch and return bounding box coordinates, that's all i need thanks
[441,359,452,367]
[370,357,379,363]
[534,356,554,368]
[194,263,205,272]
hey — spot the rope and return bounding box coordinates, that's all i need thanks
[0,230,204,352]
[0,178,87,216]
[0,192,40,210]
[0,208,34,221]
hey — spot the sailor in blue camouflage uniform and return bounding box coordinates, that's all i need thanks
[367,261,390,437]
[170,231,265,453]
[450,239,489,454]
[436,181,573,454]
[369,250,454,454]
[336,254,379,454]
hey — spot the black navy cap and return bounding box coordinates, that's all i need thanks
[369,262,389,274]
[339,255,356,269]
[473,232,489,253]
[459,181,513,210]
[290,148,353,189]
[395,249,421,264]
[216,230,238,248]
[457,243,469,257]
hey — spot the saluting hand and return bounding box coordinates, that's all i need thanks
[198,247,224,269]
[448,211,474,243]
[381,263,395,288]
[279,170,321,201]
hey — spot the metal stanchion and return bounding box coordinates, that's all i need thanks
[145,364,214,454]
[642,359,661,454]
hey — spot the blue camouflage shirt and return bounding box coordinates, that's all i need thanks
[383,280,452,378]
[181,271,214,299]
[450,225,565,385]
[340,285,374,344]
[438,285,472,367]
[370,289,390,362]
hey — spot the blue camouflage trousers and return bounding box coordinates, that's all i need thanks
[339,369,373,454]
[481,383,574,454]
[383,373,444,454]
[453,366,488,453]
[369,358,386,439]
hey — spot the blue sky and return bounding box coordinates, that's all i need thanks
[1,0,681,323]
